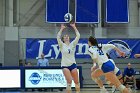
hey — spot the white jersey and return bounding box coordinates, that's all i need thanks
[57,30,80,67]
[88,44,115,68]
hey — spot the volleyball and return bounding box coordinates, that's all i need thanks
[64,13,73,22]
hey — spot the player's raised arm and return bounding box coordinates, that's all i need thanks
[104,44,125,57]
[70,23,80,46]
[57,24,66,48]
[114,46,125,57]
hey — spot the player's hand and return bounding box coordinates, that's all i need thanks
[134,54,138,58]
[120,51,125,57]
[61,24,66,30]
[70,23,76,28]
[134,54,140,58]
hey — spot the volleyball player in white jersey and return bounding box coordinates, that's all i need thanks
[88,36,130,93]
[57,23,80,93]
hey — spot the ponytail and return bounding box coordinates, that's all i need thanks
[88,36,102,50]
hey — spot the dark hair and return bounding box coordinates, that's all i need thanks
[88,36,102,50]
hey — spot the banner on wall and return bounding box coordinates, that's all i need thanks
[25,69,79,88]
[26,39,140,59]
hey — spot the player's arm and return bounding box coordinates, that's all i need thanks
[57,24,66,48]
[105,44,125,57]
[70,23,80,46]
[114,47,125,57]
[134,54,140,58]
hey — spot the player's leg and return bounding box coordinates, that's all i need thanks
[105,72,130,93]
[115,70,132,92]
[63,68,72,93]
[71,68,80,93]
[91,68,104,88]
[108,70,123,85]
[107,73,125,93]
[118,74,124,84]
[102,61,130,93]
[105,62,124,93]
[70,63,80,93]
[91,68,108,93]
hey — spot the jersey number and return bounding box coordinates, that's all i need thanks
[97,49,104,55]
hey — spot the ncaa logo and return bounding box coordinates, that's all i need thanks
[29,72,42,85]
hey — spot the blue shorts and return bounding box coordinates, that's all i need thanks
[61,63,77,71]
[101,60,115,73]
[116,70,121,76]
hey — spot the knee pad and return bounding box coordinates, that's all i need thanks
[118,84,125,92]
[66,83,71,90]
[92,77,100,82]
